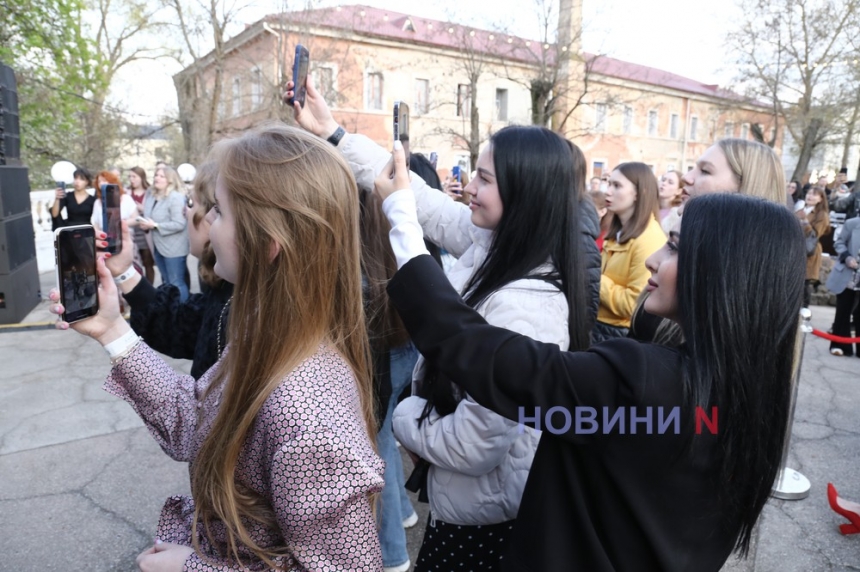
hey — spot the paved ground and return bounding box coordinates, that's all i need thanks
[0,215,857,570]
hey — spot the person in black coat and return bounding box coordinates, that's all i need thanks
[375,146,804,571]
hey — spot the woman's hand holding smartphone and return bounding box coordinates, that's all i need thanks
[50,254,130,344]
[373,141,411,202]
[284,77,339,139]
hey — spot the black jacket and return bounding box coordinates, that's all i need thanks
[579,198,602,331]
[387,255,737,572]
[125,278,233,379]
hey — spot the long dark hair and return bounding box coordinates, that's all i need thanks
[420,125,590,422]
[678,194,803,554]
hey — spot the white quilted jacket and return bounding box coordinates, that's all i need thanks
[339,134,570,525]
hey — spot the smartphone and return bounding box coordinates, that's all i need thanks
[393,101,410,144]
[101,183,123,255]
[452,166,462,184]
[289,44,310,107]
[56,181,67,192]
[54,225,99,323]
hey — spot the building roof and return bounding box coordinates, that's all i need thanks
[264,4,749,103]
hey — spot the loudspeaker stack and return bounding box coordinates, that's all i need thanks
[0,61,39,324]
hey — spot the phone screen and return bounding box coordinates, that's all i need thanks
[102,184,123,255]
[291,45,310,107]
[56,225,98,323]
[393,101,410,145]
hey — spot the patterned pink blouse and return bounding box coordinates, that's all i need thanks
[104,342,385,571]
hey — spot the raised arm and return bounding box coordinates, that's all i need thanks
[387,255,678,443]
[286,77,475,257]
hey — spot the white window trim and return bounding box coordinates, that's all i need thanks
[670,113,680,139]
[250,68,263,110]
[313,62,340,109]
[647,109,659,137]
[495,87,510,123]
[623,106,634,135]
[689,114,700,141]
[414,77,430,115]
[232,77,242,117]
[363,68,384,111]
[594,103,608,133]
[741,123,750,140]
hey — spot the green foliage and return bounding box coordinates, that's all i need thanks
[0,0,105,184]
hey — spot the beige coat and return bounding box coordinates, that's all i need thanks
[802,208,830,281]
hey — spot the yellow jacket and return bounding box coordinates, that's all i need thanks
[598,217,666,328]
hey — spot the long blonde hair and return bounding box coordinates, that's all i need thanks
[191,124,375,567]
[717,138,785,204]
[153,166,184,199]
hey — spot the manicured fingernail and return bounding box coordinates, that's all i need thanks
[61,323,69,330]
[154,538,162,544]
[394,140,403,150]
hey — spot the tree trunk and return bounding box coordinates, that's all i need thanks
[791,118,822,183]
[469,76,480,170]
[841,95,860,169]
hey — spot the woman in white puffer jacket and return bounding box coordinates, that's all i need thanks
[286,78,597,572]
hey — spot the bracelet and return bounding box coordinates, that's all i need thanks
[103,329,141,363]
[114,265,138,285]
[326,126,346,147]
[110,338,143,365]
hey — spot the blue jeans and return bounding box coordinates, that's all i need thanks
[377,343,419,567]
[153,248,189,302]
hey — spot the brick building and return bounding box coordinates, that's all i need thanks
[175,3,781,179]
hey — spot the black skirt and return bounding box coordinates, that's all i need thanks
[414,515,515,572]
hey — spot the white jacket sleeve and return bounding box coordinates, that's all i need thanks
[339,133,475,257]
[90,199,103,230]
[392,279,570,476]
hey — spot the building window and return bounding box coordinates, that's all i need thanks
[724,122,734,138]
[648,110,658,137]
[232,77,241,116]
[415,79,429,115]
[670,113,679,139]
[592,161,606,178]
[315,66,336,107]
[251,69,262,109]
[741,123,750,139]
[595,103,607,132]
[366,72,383,110]
[495,88,509,122]
[666,162,676,172]
[623,106,633,134]
[690,116,699,141]
[457,84,471,118]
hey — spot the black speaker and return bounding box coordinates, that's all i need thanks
[0,61,20,164]
[0,256,40,324]
[0,166,30,219]
[0,211,36,274]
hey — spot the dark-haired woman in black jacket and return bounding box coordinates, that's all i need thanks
[375,144,804,572]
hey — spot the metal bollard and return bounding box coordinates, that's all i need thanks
[772,308,812,500]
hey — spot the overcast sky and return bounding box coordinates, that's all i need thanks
[111,0,741,122]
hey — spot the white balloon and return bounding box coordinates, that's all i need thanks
[51,161,77,185]
[177,163,196,183]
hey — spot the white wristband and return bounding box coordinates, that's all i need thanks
[103,329,141,361]
[114,265,138,285]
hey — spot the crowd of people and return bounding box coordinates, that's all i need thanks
[42,74,860,572]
